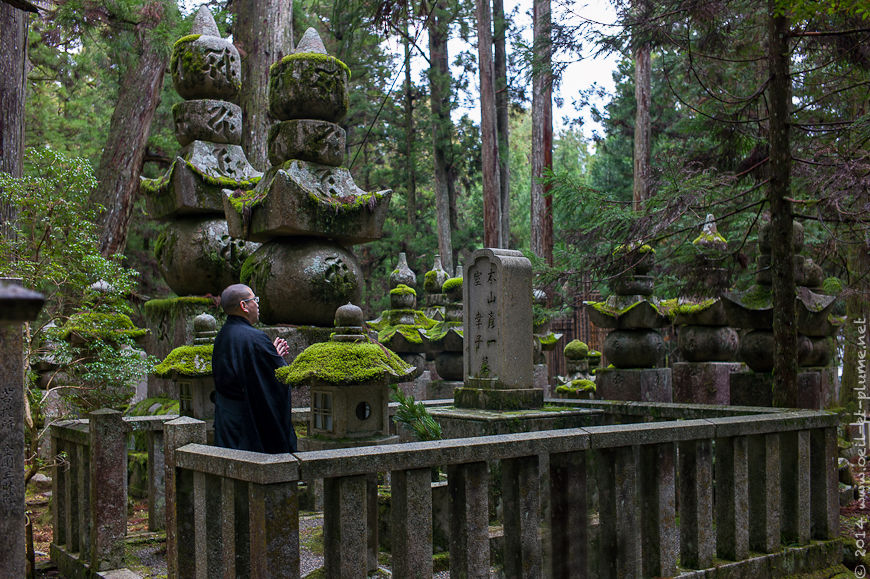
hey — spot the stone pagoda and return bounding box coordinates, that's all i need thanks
[223,28,390,326]
[586,243,672,402]
[670,215,741,404]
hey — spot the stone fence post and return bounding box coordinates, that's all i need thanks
[164,416,206,579]
[0,281,44,578]
[88,409,129,571]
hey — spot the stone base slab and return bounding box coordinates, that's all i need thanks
[672,362,743,405]
[429,406,604,439]
[453,386,544,410]
[797,371,823,410]
[729,371,773,407]
[595,368,672,402]
[427,379,461,400]
[676,538,842,577]
[298,433,400,451]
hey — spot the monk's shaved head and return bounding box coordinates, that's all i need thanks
[220,284,253,315]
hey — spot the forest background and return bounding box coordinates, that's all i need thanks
[0,0,868,412]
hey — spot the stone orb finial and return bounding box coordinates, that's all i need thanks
[193,312,218,345]
[335,302,364,328]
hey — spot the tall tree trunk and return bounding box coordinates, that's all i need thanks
[768,1,797,407]
[234,0,293,172]
[403,13,417,226]
[493,0,510,247]
[632,42,651,211]
[476,0,501,248]
[428,0,454,274]
[840,238,870,408]
[530,0,553,264]
[93,4,168,257]
[0,4,27,238]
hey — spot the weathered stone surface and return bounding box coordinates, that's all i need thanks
[781,430,811,545]
[796,371,823,409]
[268,54,349,122]
[802,336,833,367]
[173,99,242,146]
[434,351,463,381]
[324,475,368,577]
[171,35,241,101]
[748,433,781,553]
[241,239,361,325]
[549,451,588,577]
[295,27,327,54]
[88,410,128,571]
[453,386,544,411]
[389,252,416,290]
[640,443,678,577]
[448,462,490,578]
[679,439,714,569]
[391,468,434,578]
[672,362,742,405]
[729,371,773,407]
[672,299,728,327]
[603,329,665,368]
[586,298,669,330]
[715,436,749,561]
[191,5,220,37]
[610,274,653,295]
[678,325,739,362]
[595,368,673,402]
[155,217,258,297]
[267,119,345,166]
[224,161,391,244]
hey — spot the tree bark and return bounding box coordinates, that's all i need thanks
[530,0,553,264]
[428,0,454,274]
[839,239,870,408]
[493,0,510,247]
[0,4,27,237]
[403,13,417,226]
[632,42,651,211]
[768,1,798,407]
[476,0,501,248]
[233,0,293,172]
[93,5,168,257]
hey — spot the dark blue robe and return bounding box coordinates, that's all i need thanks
[212,315,297,453]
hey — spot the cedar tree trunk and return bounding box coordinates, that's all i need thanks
[0,4,27,237]
[403,13,417,225]
[493,0,510,247]
[530,0,553,264]
[632,42,651,211]
[476,0,502,248]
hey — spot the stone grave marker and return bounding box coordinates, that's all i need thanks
[455,248,542,410]
[0,280,44,577]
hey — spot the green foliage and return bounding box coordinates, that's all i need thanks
[389,384,443,442]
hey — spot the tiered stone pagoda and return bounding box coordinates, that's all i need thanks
[670,215,741,404]
[555,339,596,399]
[586,243,672,402]
[723,217,840,407]
[422,254,450,321]
[141,7,260,296]
[223,29,390,326]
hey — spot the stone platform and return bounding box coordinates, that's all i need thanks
[672,362,743,405]
[595,368,672,402]
[428,405,604,439]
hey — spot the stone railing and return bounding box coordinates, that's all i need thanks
[50,410,178,576]
[168,405,840,578]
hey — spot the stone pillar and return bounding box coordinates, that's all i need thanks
[64,442,81,554]
[640,442,677,577]
[88,409,128,571]
[748,433,781,553]
[51,434,67,548]
[164,416,207,578]
[457,248,540,410]
[148,429,166,531]
[194,471,224,577]
[715,436,749,560]
[76,442,91,556]
[250,481,300,578]
[0,281,43,578]
[502,455,542,577]
[597,446,641,578]
[391,467,433,578]
[781,430,811,545]
[811,427,839,539]
[324,475,368,578]
[678,439,714,569]
[447,461,490,577]
[549,451,588,579]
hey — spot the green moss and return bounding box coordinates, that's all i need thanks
[423,270,442,293]
[272,52,351,80]
[172,34,201,49]
[537,333,559,346]
[740,285,772,309]
[692,230,727,246]
[424,320,463,342]
[564,339,589,359]
[140,173,169,196]
[144,296,215,315]
[660,298,718,319]
[378,325,424,344]
[389,284,416,297]
[442,277,463,293]
[125,396,180,417]
[613,243,655,256]
[153,345,213,378]
[184,160,261,190]
[588,299,645,317]
[240,255,271,293]
[276,341,414,386]
[60,312,147,341]
[556,379,596,394]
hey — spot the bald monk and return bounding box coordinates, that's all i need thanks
[212,284,297,453]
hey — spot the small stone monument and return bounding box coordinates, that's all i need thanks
[153,313,217,432]
[454,248,541,410]
[0,280,44,578]
[586,243,673,402]
[422,254,450,321]
[278,304,416,449]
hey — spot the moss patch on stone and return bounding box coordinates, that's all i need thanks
[424,320,463,342]
[60,312,147,341]
[125,396,180,417]
[739,285,772,309]
[564,339,589,359]
[442,277,463,293]
[822,276,843,294]
[692,230,727,246]
[588,299,645,318]
[423,270,442,293]
[389,284,416,297]
[378,325,424,344]
[153,345,214,378]
[272,52,351,80]
[659,297,717,319]
[537,333,559,347]
[144,296,215,315]
[556,379,596,394]
[277,341,414,386]
[613,243,655,256]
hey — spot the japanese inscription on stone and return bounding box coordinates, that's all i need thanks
[463,248,533,389]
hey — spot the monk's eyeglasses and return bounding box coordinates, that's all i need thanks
[241,296,260,305]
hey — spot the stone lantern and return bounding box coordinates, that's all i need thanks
[153,313,217,430]
[277,304,416,450]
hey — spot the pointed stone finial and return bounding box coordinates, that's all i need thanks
[295,27,327,54]
[191,6,221,38]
